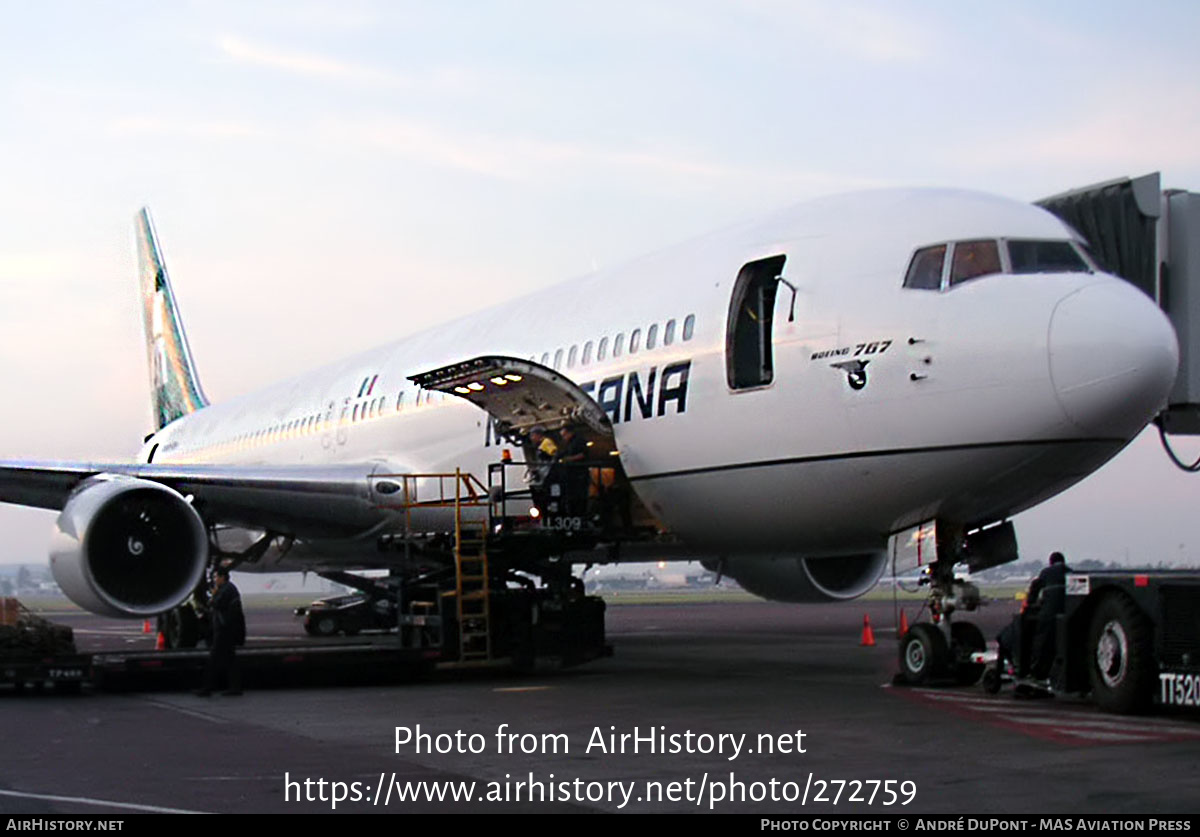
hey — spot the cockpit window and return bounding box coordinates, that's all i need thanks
[1007,240,1090,274]
[949,240,1001,286]
[904,245,946,290]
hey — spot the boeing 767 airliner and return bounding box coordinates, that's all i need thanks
[0,187,1179,678]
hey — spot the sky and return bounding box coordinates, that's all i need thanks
[0,0,1198,567]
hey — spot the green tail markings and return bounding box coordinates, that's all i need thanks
[135,208,209,430]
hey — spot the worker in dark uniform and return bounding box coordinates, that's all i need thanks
[1028,551,1070,681]
[557,425,591,517]
[197,566,246,696]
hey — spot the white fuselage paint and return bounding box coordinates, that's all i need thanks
[138,189,1178,564]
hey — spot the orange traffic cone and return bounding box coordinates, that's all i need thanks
[898,609,909,638]
[860,614,876,646]
[143,620,152,634]
[155,631,167,651]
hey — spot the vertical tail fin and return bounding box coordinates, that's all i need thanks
[135,208,209,430]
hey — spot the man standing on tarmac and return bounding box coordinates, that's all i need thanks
[197,566,246,697]
[1029,551,1070,681]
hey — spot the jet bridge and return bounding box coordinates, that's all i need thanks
[1037,173,1200,456]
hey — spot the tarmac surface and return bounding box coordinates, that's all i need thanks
[2,594,1198,815]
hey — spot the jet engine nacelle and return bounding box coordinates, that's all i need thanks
[705,552,888,603]
[50,476,209,618]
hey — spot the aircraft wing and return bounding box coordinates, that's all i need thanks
[0,460,400,538]
[0,461,98,511]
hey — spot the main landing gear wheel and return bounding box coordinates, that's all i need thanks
[162,606,200,649]
[1089,593,1155,714]
[950,621,986,686]
[898,623,949,685]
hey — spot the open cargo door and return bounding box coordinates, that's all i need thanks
[409,356,658,532]
[409,356,614,455]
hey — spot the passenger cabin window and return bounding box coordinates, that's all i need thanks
[630,329,641,353]
[683,314,695,341]
[727,255,786,390]
[598,336,609,361]
[1007,240,1090,274]
[567,345,578,367]
[950,240,1001,286]
[664,319,676,345]
[582,341,593,365]
[614,333,625,357]
[553,348,563,369]
[646,323,658,350]
[904,245,946,290]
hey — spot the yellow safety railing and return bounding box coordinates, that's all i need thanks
[372,470,492,662]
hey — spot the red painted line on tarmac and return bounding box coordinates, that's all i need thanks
[886,686,1200,746]
[888,686,1092,745]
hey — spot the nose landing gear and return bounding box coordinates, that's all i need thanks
[895,521,1016,687]
[896,590,987,686]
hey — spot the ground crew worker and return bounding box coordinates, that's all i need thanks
[557,425,590,516]
[529,426,558,460]
[529,427,561,514]
[197,566,246,696]
[1029,551,1070,681]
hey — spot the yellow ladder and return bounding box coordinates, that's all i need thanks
[369,468,492,662]
[454,471,491,662]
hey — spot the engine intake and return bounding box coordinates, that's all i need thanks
[705,552,888,603]
[50,476,209,617]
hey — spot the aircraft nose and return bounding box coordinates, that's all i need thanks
[1048,280,1178,436]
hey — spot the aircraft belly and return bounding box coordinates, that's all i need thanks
[627,438,1125,553]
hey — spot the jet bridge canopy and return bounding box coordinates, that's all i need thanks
[1037,173,1200,435]
[1037,172,1161,299]
[409,356,614,450]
